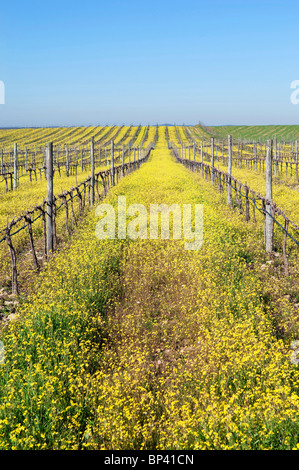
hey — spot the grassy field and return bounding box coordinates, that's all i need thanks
[0,126,299,449]
[207,125,299,140]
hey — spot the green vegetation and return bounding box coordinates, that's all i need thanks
[207,125,299,140]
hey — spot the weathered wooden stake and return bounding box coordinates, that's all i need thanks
[46,142,54,255]
[265,139,273,253]
[122,144,125,176]
[66,147,70,177]
[128,145,131,172]
[111,140,115,186]
[240,141,243,168]
[245,184,250,221]
[211,137,215,184]
[227,135,233,207]
[13,143,18,189]
[90,137,95,206]
[254,140,257,171]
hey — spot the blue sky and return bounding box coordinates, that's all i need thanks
[0,0,298,127]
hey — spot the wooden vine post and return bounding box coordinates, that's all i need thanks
[265,139,273,253]
[46,142,54,255]
[122,144,125,177]
[227,135,233,207]
[254,140,257,171]
[111,140,115,186]
[245,184,250,222]
[90,137,95,206]
[240,141,243,168]
[66,146,69,177]
[13,143,18,189]
[128,145,131,172]
[211,137,215,184]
